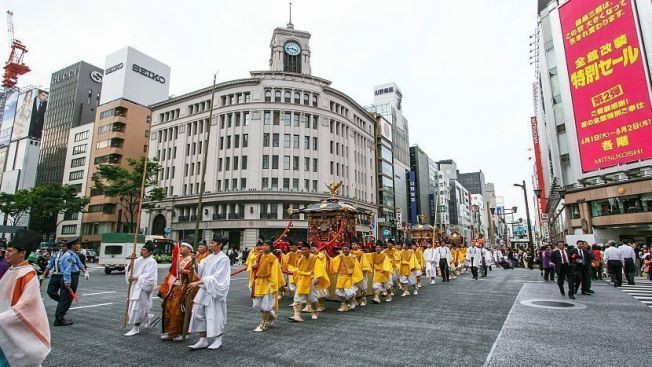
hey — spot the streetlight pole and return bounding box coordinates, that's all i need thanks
[514,180,534,252]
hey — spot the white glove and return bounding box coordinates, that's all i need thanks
[84,271,90,280]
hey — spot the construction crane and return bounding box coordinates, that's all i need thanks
[2,11,30,89]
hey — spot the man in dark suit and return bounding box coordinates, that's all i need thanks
[29,90,48,139]
[572,241,593,295]
[550,241,575,299]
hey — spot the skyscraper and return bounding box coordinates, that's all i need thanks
[36,61,103,185]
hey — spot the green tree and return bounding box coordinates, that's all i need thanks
[92,157,165,233]
[28,183,90,239]
[0,190,32,227]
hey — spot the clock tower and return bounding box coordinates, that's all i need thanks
[269,22,312,75]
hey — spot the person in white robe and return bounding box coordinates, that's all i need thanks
[493,248,504,267]
[467,242,484,280]
[0,230,51,367]
[124,242,158,336]
[187,235,231,350]
[423,242,438,284]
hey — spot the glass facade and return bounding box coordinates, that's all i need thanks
[36,61,102,185]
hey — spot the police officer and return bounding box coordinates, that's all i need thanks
[40,242,66,302]
[54,238,89,326]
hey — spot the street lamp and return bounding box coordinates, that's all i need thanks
[514,180,534,252]
[490,206,517,247]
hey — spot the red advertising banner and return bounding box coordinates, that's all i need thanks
[560,0,652,172]
[531,117,548,216]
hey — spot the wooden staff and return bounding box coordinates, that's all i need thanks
[123,157,149,328]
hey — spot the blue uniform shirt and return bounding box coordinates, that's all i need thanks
[46,250,64,273]
[60,250,84,284]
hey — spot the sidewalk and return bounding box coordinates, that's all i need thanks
[485,278,651,367]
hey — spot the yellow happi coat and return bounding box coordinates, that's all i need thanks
[288,254,330,295]
[351,249,372,274]
[414,248,425,270]
[399,249,418,276]
[371,252,393,283]
[248,253,285,297]
[383,248,401,270]
[329,254,363,289]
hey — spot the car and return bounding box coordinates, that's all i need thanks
[85,250,97,263]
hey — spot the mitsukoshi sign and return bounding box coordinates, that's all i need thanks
[560,0,652,172]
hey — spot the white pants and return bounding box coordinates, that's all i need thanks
[372,282,390,291]
[425,261,437,278]
[127,291,152,325]
[294,286,319,304]
[252,294,275,312]
[335,287,357,299]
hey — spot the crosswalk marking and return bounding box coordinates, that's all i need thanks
[613,277,652,309]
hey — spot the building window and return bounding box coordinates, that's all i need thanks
[243,134,248,147]
[262,177,269,189]
[284,112,291,126]
[273,134,280,147]
[283,155,290,170]
[313,158,318,172]
[74,130,90,142]
[263,133,270,147]
[242,156,248,170]
[294,92,301,104]
[293,135,299,149]
[265,90,272,102]
[304,157,310,171]
[313,137,318,150]
[304,136,310,149]
[293,156,299,170]
[272,155,279,169]
[556,123,566,134]
[72,144,87,155]
[68,170,84,181]
[284,134,291,148]
[61,225,77,235]
[284,91,291,103]
[70,157,86,168]
[271,178,278,190]
[264,111,271,125]
[262,155,269,169]
[560,154,570,164]
[274,90,281,102]
[569,204,581,219]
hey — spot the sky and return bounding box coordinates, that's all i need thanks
[2,0,537,219]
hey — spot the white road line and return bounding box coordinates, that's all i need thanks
[82,291,116,296]
[70,302,113,310]
[483,283,523,367]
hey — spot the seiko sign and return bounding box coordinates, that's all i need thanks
[105,62,123,75]
[132,64,166,84]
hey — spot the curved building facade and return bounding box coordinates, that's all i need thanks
[142,25,377,247]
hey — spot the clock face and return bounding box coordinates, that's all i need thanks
[284,42,301,56]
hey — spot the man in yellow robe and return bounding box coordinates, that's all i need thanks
[195,241,209,265]
[371,243,393,303]
[383,239,401,296]
[288,243,330,321]
[329,246,363,312]
[413,242,425,289]
[351,243,371,307]
[312,245,330,312]
[283,242,301,305]
[250,241,285,332]
[398,243,418,296]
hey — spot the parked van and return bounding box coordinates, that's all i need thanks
[99,233,145,274]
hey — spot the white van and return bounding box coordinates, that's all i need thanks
[99,233,145,274]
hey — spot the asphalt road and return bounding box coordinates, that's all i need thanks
[39,264,650,366]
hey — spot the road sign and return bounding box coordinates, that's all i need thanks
[164,227,172,235]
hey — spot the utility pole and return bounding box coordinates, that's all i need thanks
[514,180,534,252]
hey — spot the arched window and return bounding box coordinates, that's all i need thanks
[284,91,291,103]
[274,90,281,102]
[294,92,301,104]
[152,214,166,236]
[312,94,318,107]
[265,90,272,102]
[303,93,310,105]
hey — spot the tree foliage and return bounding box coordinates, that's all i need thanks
[28,183,90,238]
[92,157,165,233]
[0,190,31,226]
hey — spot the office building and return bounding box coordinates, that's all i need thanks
[36,61,102,185]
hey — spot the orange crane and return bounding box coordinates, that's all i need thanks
[2,11,30,89]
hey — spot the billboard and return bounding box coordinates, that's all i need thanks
[530,117,547,217]
[560,0,652,172]
[12,88,48,141]
[0,91,18,146]
[408,171,417,225]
